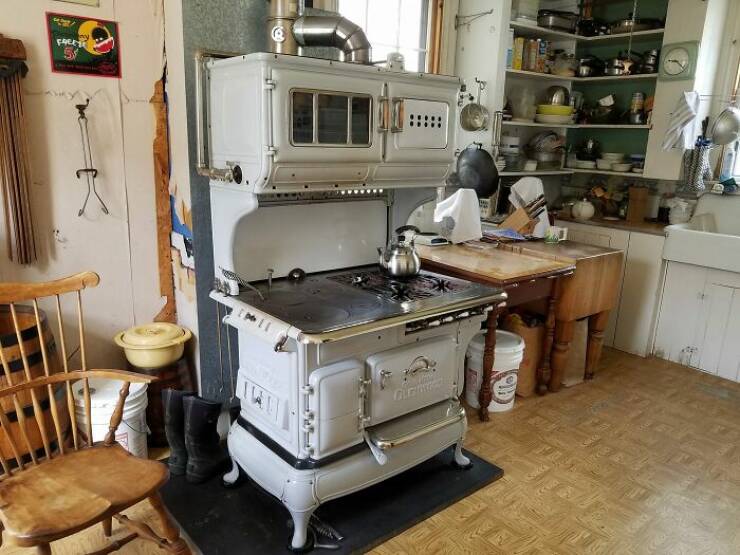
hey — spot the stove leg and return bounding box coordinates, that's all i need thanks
[453,441,472,469]
[288,508,316,552]
[222,457,242,488]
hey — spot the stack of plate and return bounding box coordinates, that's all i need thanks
[535,104,575,125]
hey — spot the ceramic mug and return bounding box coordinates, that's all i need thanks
[545,226,568,243]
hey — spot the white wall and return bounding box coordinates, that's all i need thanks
[0,0,167,367]
[645,0,730,180]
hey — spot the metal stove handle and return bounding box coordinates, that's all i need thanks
[404,356,437,377]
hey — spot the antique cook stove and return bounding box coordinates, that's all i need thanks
[199,50,506,550]
[213,267,504,549]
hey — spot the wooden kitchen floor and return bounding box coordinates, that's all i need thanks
[2,349,739,554]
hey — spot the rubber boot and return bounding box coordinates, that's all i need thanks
[184,396,229,483]
[163,389,194,476]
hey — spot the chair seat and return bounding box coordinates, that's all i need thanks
[0,444,168,544]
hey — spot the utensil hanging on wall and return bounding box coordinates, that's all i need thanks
[460,78,490,132]
[0,34,36,264]
[75,99,109,217]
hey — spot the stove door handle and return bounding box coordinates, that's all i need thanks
[404,356,437,377]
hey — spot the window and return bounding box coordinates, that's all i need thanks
[291,89,372,146]
[337,0,430,72]
[730,56,740,177]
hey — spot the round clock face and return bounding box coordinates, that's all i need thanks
[664,47,690,76]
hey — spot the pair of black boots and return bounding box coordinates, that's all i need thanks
[163,389,229,483]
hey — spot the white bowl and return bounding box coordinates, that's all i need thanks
[601,152,624,161]
[596,159,612,170]
[611,162,633,172]
[575,160,597,169]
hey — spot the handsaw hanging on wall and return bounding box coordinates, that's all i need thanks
[0,33,36,264]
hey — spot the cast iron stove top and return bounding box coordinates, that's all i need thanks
[234,266,505,334]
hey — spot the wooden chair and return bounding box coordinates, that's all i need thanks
[0,272,189,554]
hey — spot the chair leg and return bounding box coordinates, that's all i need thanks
[149,493,189,553]
[102,516,113,537]
[36,545,51,554]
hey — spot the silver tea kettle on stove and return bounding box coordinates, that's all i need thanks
[378,225,421,278]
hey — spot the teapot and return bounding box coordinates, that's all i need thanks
[378,225,421,278]
[572,198,595,220]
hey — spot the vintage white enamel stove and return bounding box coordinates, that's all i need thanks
[198,48,506,550]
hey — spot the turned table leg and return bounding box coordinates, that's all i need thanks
[538,277,561,395]
[549,320,574,392]
[585,310,609,380]
[478,308,498,422]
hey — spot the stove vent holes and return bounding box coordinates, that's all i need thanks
[408,113,443,129]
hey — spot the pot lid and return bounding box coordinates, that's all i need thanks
[120,323,186,348]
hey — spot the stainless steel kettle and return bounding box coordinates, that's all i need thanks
[377,225,421,278]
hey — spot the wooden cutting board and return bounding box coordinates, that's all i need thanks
[417,242,573,285]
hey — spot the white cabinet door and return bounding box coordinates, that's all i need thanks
[613,233,665,357]
[555,220,629,347]
[654,262,707,366]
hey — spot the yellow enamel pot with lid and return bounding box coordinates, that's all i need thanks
[114,323,191,369]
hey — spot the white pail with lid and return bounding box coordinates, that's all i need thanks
[74,378,148,458]
[465,330,525,412]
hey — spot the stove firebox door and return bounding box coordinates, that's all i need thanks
[308,359,364,459]
[367,336,458,426]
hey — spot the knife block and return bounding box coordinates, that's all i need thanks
[500,206,534,234]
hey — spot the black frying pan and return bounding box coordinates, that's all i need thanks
[453,143,499,198]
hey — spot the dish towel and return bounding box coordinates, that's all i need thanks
[662,91,700,151]
[433,188,482,243]
[509,177,550,238]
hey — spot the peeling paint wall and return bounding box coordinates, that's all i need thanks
[0,0,167,366]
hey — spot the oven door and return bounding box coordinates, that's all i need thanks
[270,69,385,166]
[366,336,458,426]
[381,80,457,165]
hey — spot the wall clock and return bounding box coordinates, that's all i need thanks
[659,41,700,81]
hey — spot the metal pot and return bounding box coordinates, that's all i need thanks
[460,79,490,131]
[609,17,663,35]
[544,86,570,106]
[577,64,593,78]
[537,10,579,33]
[378,225,421,278]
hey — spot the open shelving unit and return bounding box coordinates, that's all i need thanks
[509,20,664,44]
[502,121,652,130]
[502,1,668,180]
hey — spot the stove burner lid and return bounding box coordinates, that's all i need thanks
[329,270,470,302]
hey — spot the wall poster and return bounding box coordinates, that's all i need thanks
[46,12,121,77]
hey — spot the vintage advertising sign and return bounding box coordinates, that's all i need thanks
[46,12,121,77]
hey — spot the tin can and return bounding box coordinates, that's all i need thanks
[630,92,645,113]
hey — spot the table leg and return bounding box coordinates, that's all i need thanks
[478,308,498,422]
[549,320,574,392]
[585,310,609,380]
[538,277,561,395]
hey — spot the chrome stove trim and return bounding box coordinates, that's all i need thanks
[368,398,466,450]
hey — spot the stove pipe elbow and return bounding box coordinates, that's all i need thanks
[292,15,372,64]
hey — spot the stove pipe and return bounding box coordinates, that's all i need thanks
[267,0,299,55]
[266,0,372,64]
[292,15,372,64]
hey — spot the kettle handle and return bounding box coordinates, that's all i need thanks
[395,225,420,235]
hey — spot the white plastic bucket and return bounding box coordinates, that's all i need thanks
[465,330,525,412]
[74,378,149,458]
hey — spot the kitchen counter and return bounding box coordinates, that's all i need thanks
[557,215,667,236]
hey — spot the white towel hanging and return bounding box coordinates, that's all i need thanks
[662,91,700,151]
